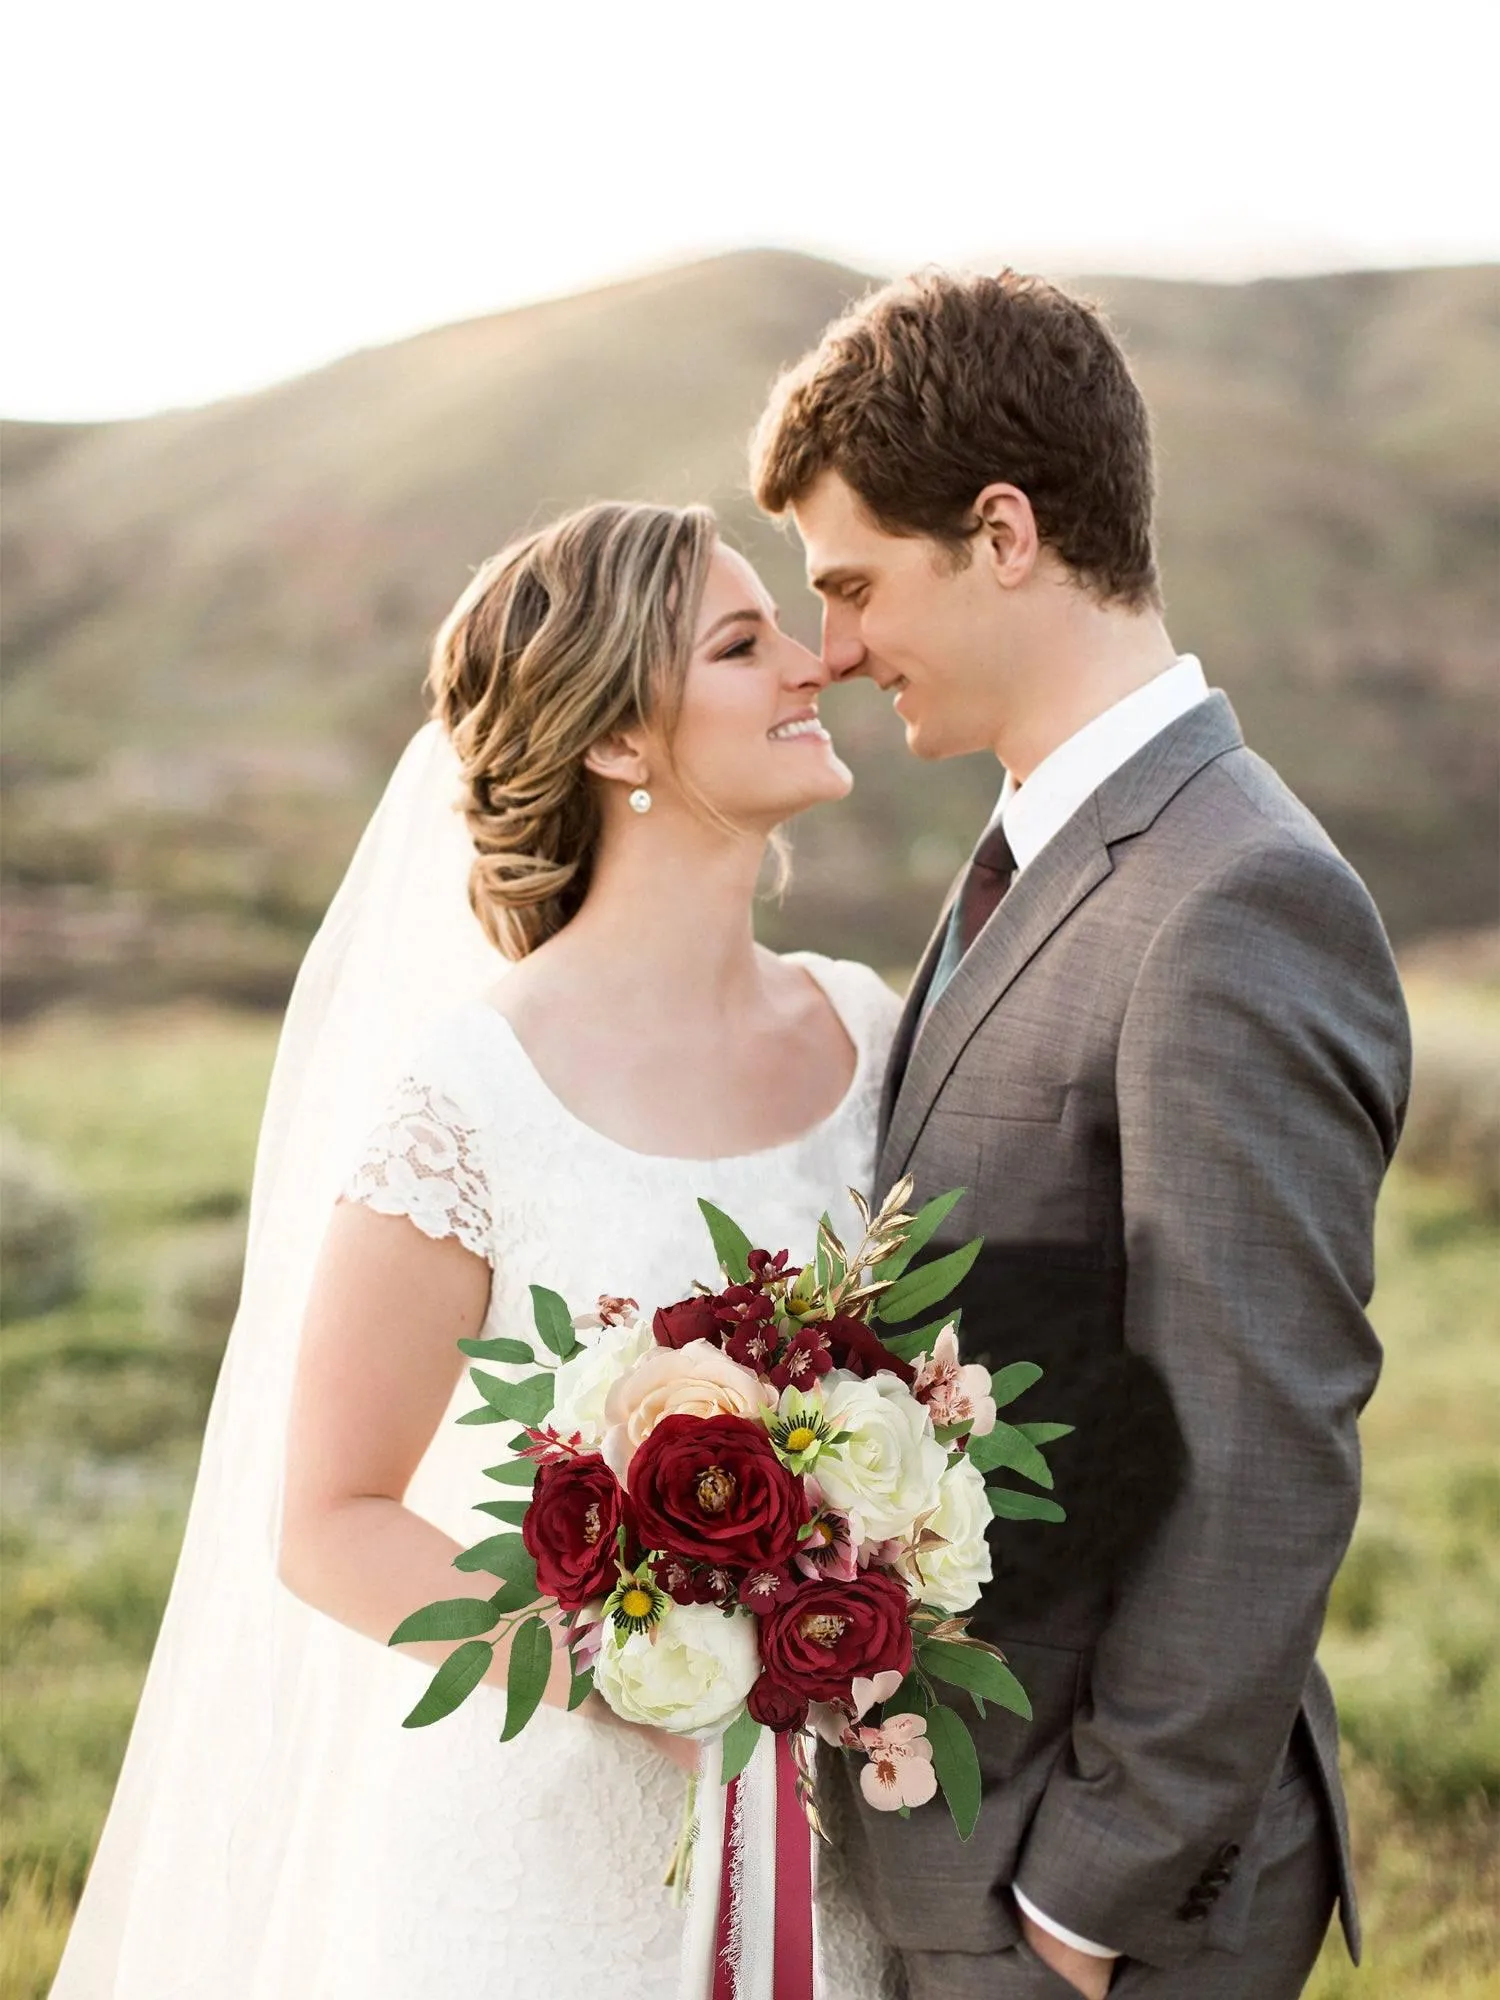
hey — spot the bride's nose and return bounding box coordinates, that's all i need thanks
[781,636,832,690]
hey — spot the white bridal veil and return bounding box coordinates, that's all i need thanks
[52,721,509,1998]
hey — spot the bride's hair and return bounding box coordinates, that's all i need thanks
[426,499,718,959]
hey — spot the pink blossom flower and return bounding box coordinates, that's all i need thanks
[856,1712,938,1810]
[911,1326,997,1437]
[807,1668,904,1746]
[796,1479,862,1582]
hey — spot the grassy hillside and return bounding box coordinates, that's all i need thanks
[2,253,1497,1016]
[1,953,1496,1995]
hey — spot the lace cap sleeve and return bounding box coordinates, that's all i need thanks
[339,1071,494,1263]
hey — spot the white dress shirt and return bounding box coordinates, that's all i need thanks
[999,653,1212,1963]
[999,653,1210,874]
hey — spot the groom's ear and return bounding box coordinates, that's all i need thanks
[583,728,651,789]
[972,482,1040,590]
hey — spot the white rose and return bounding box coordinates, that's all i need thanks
[815,1371,948,1544]
[549,1315,654,1445]
[915,1454,993,1613]
[593,1601,760,1736]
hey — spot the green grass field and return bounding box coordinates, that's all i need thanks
[1,996,1496,1997]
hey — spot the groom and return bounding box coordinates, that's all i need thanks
[752,271,1411,1998]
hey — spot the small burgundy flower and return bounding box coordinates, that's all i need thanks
[770,1323,834,1393]
[747,1672,809,1733]
[737,1563,798,1613]
[747,1248,791,1284]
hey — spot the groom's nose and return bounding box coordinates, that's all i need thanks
[821,605,867,680]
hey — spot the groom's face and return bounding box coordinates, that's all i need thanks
[791,472,1010,762]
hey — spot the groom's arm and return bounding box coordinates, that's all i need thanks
[1012,840,1410,1969]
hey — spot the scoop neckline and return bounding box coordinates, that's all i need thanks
[462,951,872,1168]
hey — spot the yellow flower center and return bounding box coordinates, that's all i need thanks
[799,1612,849,1649]
[695,1464,737,1514]
[785,1425,817,1452]
[620,1587,654,1620]
[581,1502,602,1546]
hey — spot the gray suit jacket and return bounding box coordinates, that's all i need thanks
[847,693,1410,1972]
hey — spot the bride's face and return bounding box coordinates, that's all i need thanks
[658,544,852,829]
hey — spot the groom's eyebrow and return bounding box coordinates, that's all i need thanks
[808,565,861,596]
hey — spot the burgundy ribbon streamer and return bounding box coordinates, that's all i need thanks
[709,1738,814,2000]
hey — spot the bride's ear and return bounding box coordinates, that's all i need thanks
[583,728,650,790]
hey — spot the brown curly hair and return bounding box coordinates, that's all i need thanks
[752,269,1160,609]
[426,500,718,959]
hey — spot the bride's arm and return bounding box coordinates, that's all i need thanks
[278,1201,695,1772]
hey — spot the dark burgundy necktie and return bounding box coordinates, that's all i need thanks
[957,819,1017,953]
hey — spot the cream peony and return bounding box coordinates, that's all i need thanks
[912,1454,993,1613]
[548,1315,655,1446]
[593,1600,760,1735]
[601,1338,773,1481]
[815,1371,948,1544]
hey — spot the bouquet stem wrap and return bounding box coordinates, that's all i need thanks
[683,1731,814,2000]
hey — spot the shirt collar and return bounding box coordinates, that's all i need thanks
[997,655,1210,872]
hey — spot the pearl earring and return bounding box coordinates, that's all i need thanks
[628,787,653,815]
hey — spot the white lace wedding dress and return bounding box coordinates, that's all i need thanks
[324,950,904,2000]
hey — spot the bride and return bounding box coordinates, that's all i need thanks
[51,500,903,1998]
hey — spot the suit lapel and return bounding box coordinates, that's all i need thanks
[879,877,960,1138]
[881,804,1112,1183]
[878,692,1246,1187]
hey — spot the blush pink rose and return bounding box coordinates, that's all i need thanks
[602,1338,774,1481]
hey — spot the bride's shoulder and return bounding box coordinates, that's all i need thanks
[778,950,904,1048]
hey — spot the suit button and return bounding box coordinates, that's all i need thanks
[1204,1867,1232,1888]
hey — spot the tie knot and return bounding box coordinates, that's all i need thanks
[972,819,1015,880]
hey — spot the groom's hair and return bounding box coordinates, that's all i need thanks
[752,269,1161,610]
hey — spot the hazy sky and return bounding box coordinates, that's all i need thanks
[5,0,1497,420]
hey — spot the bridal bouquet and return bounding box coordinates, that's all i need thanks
[391,1178,1069,1844]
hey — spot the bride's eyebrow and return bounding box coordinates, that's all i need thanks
[698,607,775,644]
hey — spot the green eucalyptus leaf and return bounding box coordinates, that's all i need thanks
[456,1405,507,1425]
[401,1639,493,1728]
[457,1336,537,1364]
[499,1614,553,1742]
[388,1596,502,1647]
[473,1498,532,1525]
[878,1311,962,1363]
[698,1199,753,1285]
[924,1701,982,1840]
[990,1361,1043,1408]
[987,1487,1067,1524]
[1014,1422,1074,1445]
[878,1187,965,1279]
[719,1708,762,1784]
[530,1285,580,1360]
[482,1459,537,1487]
[917,1638,1032,1720]
[470,1369,556,1427]
[453,1533,539,1591]
[964,1420,1054,1489]
[875,1238,982,1324]
[567,1662,595,1711]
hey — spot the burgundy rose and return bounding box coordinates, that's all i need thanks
[747,1672,809,1733]
[821,1313,915,1386]
[521,1453,629,1611]
[758,1569,913,1703]
[653,1295,725,1349]
[629,1413,809,1570]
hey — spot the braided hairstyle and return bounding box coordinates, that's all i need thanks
[426,500,718,959]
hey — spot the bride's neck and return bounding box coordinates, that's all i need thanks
[545,817,771,1013]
